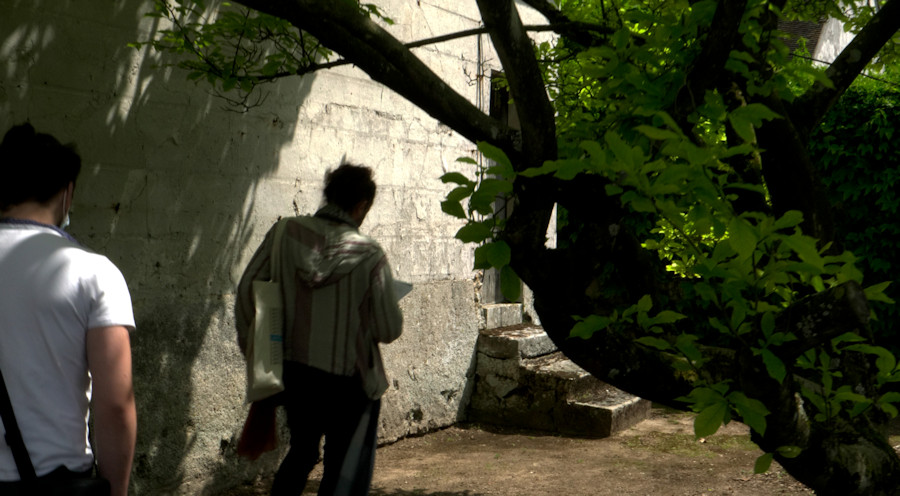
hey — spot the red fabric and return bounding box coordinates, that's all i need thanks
[236,399,279,460]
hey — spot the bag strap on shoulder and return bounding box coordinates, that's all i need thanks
[0,366,38,480]
[269,218,288,283]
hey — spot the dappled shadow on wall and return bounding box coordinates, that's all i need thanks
[1,0,317,493]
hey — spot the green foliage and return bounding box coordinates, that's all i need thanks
[678,382,770,438]
[569,294,687,340]
[810,84,900,344]
[440,2,900,453]
[526,0,900,459]
[132,0,391,110]
[441,143,520,302]
[131,1,327,109]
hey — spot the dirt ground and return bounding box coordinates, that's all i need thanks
[224,405,826,495]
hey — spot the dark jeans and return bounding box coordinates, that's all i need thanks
[271,362,381,496]
[0,466,108,496]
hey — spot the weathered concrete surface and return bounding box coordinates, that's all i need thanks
[469,326,652,438]
[483,303,525,331]
[379,279,482,442]
[1,1,529,494]
[478,324,556,359]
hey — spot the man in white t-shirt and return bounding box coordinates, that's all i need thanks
[0,123,137,496]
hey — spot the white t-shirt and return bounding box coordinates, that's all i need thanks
[0,221,135,480]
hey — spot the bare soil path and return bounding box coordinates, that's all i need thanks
[225,405,824,495]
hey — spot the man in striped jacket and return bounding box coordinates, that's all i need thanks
[236,163,403,495]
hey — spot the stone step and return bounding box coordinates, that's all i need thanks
[467,325,650,438]
[478,323,557,359]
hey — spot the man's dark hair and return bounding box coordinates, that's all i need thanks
[0,123,81,210]
[324,162,377,212]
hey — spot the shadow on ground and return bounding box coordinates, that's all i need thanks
[219,405,819,495]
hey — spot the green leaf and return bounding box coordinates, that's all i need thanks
[773,210,804,230]
[605,130,635,169]
[683,384,730,408]
[455,221,493,243]
[605,184,624,196]
[555,159,589,180]
[761,311,776,336]
[622,191,654,212]
[440,199,466,219]
[675,334,702,362]
[844,344,896,375]
[519,161,560,177]
[864,281,896,304]
[478,141,514,178]
[634,125,679,141]
[651,310,687,325]
[694,401,728,438]
[733,103,781,125]
[754,453,774,474]
[729,391,769,436]
[878,392,900,404]
[446,185,473,203]
[831,332,867,347]
[570,315,613,340]
[479,241,511,268]
[472,244,491,270]
[695,283,719,305]
[635,336,672,350]
[832,390,869,403]
[782,234,824,269]
[880,402,899,418]
[728,113,756,143]
[776,445,803,458]
[636,294,653,313]
[470,179,513,215]
[728,217,758,261]
[441,172,473,186]
[500,265,521,302]
[709,317,730,334]
[761,349,787,383]
[801,387,827,413]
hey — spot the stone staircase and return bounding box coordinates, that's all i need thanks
[467,323,651,438]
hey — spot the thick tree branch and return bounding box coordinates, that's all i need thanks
[672,0,749,131]
[519,0,563,24]
[791,0,900,135]
[476,0,558,270]
[256,25,569,81]
[757,93,836,240]
[519,0,614,45]
[237,0,521,154]
[476,0,556,168]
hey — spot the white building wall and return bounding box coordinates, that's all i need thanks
[815,17,856,64]
[0,1,542,493]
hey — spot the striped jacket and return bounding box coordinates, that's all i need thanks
[236,204,403,399]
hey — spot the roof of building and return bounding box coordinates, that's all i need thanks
[778,18,827,56]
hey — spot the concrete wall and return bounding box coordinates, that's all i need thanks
[0,1,539,493]
[814,17,856,65]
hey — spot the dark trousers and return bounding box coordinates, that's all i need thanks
[0,466,107,496]
[271,362,380,496]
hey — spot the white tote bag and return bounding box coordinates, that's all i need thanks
[246,219,287,403]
